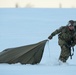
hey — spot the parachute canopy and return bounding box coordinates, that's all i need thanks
[0,40,47,64]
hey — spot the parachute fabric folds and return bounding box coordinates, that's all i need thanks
[0,40,47,64]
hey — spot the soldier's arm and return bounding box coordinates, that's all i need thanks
[48,26,65,39]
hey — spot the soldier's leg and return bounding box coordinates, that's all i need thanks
[59,45,70,62]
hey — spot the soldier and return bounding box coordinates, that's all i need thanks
[48,20,76,64]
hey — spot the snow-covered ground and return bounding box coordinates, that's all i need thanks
[0,63,76,75]
[0,8,76,75]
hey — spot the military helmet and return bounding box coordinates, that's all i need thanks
[68,20,76,26]
[69,20,74,23]
[68,20,74,26]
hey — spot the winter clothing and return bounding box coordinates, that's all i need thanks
[48,25,76,62]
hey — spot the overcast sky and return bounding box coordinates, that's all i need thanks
[0,0,76,8]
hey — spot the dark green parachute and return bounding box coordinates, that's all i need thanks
[0,40,47,64]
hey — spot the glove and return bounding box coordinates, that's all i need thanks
[48,35,53,40]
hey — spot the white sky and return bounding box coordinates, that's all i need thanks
[0,0,76,8]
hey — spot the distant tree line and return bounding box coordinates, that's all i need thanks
[15,2,75,8]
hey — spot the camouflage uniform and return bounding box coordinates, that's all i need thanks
[48,26,76,62]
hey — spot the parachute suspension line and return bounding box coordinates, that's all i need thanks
[47,40,51,59]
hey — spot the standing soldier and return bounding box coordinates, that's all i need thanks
[48,20,76,64]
